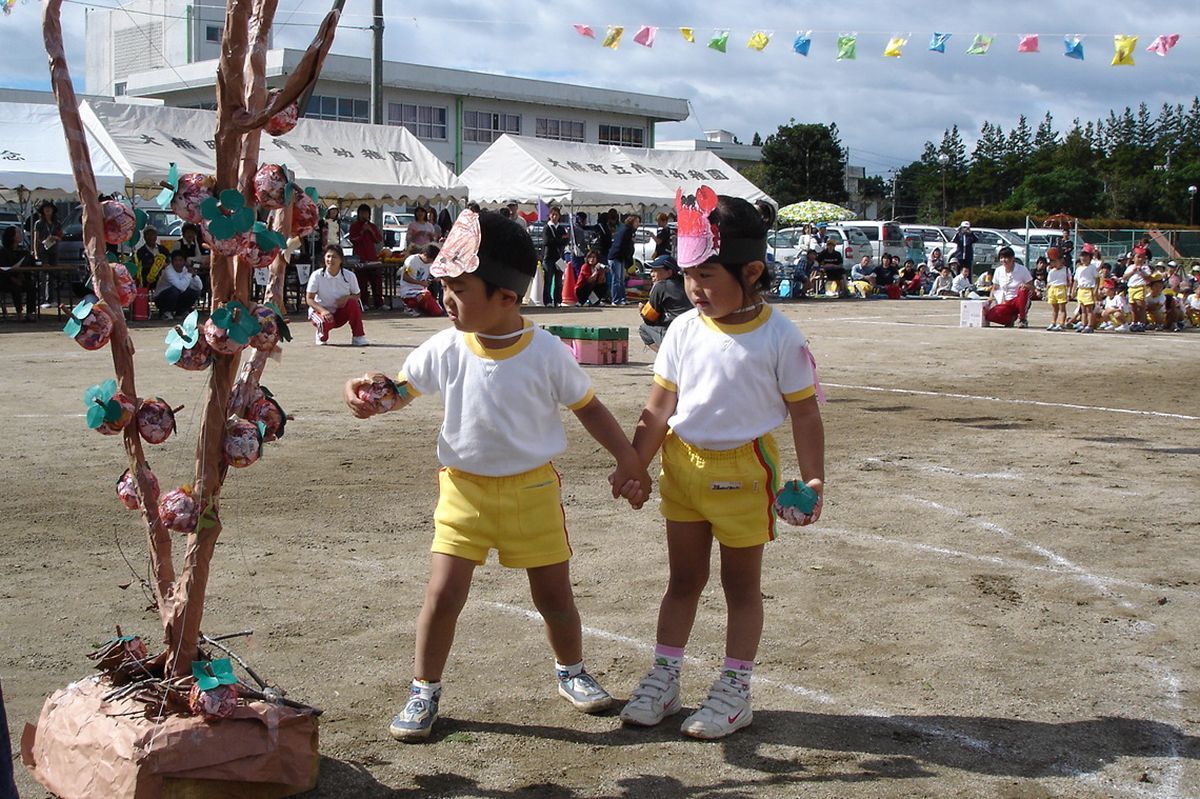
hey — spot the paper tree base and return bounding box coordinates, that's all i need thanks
[21,676,319,799]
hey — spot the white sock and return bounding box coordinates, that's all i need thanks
[555,660,584,681]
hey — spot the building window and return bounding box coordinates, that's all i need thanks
[535,117,585,142]
[114,82,127,97]
[387,103,448,140]
[598,124,645,147]
[463,110,520,144]
[205,25,221,43]
[306,94,368,123]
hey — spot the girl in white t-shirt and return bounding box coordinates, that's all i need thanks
[621,191,826,741]
[1044,250,1072,331]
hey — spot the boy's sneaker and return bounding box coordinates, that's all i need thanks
[558,670,614,713]
[620,666,681,726]
[1080,326,1095,333]
[351,336,370,346]
[1099,322,1112,330]
[1017,319,1028,328]
[1045,323,1058,331]
[680,679,752,740]
[388,687,440,742]
[1115,324,1131,332]
[314,330,325,345]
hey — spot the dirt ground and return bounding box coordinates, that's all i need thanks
[2,297,1198,799]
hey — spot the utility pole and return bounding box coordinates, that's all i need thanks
[890,170,898,221]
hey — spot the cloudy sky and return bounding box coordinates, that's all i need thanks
[3,0,1198,176]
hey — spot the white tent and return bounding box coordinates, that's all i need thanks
[0,102,126,200]
[80,100,466,204]
[458,134,773,210]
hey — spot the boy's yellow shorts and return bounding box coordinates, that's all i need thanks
[1128,285,1146,303]
[1047,284,1069,304]
[659,431,780,548]
[1076,287,1095,306]
[433,463,571,568]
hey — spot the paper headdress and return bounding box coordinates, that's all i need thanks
[675,186,720,268]
[431,209,533,294]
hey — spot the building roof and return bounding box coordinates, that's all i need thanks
[655,137,763,163]
[126,49,690,122]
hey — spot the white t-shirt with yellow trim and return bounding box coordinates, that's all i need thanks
[400,323,594,476]
[653,305,816,451]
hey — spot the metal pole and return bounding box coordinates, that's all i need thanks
[370,0,383,226]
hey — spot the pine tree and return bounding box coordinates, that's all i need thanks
[1034,112,1059,151]
[751,131,763,147]
[1134,102,1155,149]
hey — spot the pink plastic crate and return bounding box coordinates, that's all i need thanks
[561,337,629,365]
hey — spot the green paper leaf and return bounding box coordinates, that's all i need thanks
[166,162,179,187]
[85,379,116,405]
[86,404,106,429]
[192,660,220,691]
[103,397,124,422]
[219,190,245,211]
[256,229,286,252]
[155,186,173,211]
[134,209,148,232]
[211,658,238,686]
[255,421,267,438]
[209,217,235,240]
[211,306,233,329]
[304,187,318,203]
[231,207,256,232]
[196,499,219,534]
[200,197,221,222]
[64,318,82,338]
[165,340,185,364]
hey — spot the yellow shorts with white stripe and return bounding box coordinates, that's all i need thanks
[1076,287,1095,306]
[659,431,781,548]
[1128,285,1146,303]
[1046,285,1069,304]
[432,463,571,568]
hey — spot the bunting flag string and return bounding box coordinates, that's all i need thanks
[633,25,657,48]
[1112,34,1137,65]
[883,35,907,57]
[1064,34,1085,60]
[1147,33,1179,56]
[966,34,993,55]
[836,33,857,60]
[747,30,771,51]
[566,22,1182,68]
[793,30,812,56]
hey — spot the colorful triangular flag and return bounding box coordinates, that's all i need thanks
[793,31,812,56]
[883,36,907,57]
[836,33,857,61]
[1146,33,1180,56]
[747,31,771,51]
[928,32,951,53]
[966,34,993,55]
[1064,35,1085,60]
[1112,34,1137,65]
[1018,34,1039,53]
[633,25,657,48]
[573,24,595,39]
[680,27,696,43]
[708,30,729,53]
[601,25,624,49]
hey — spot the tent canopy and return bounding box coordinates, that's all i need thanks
[80,100,466,204]
[458,134,773,211]
[0,102,125,200]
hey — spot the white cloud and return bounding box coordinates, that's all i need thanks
[3,0,1197,174]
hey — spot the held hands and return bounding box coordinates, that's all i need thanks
[609,455,652,510]
[774,478,824,527]
[344,373,380,419]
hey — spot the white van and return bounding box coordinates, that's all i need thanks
[843,220,906,262]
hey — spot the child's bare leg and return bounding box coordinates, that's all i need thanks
[413,553,476,681]
[718,543,765,661]
[657,520,714,648]
[526,561,582,664]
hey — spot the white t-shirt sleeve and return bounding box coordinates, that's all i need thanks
[400,338,441,396]
[305,270,321,294]
[547,337,594,409]
[775,323,816,401]
[346,270,361,294]
[652,318,684,390]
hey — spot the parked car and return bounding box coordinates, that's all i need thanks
[978,228,1028,264]
[902,224,955,259]
[842,220,907,262]
[1008,228,1070,264]
[768,225,870,270]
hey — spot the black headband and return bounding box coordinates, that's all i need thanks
[475,255,533,295]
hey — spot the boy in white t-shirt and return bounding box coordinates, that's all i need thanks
[344,210,649,742]
[1072,245,1100,333]
[1099,282,1131,331]
[399,244,445,317]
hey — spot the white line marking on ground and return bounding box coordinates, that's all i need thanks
[903,496,1138,606]
[1148,659,1185,799]
[484,599,997,754]
[14,412,86,418]
[826,383,1200,421]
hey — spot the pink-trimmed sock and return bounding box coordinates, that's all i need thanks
[720,657,753,696]
[653,643,684,679]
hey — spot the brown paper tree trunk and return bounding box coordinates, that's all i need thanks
[43,0,345,681]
